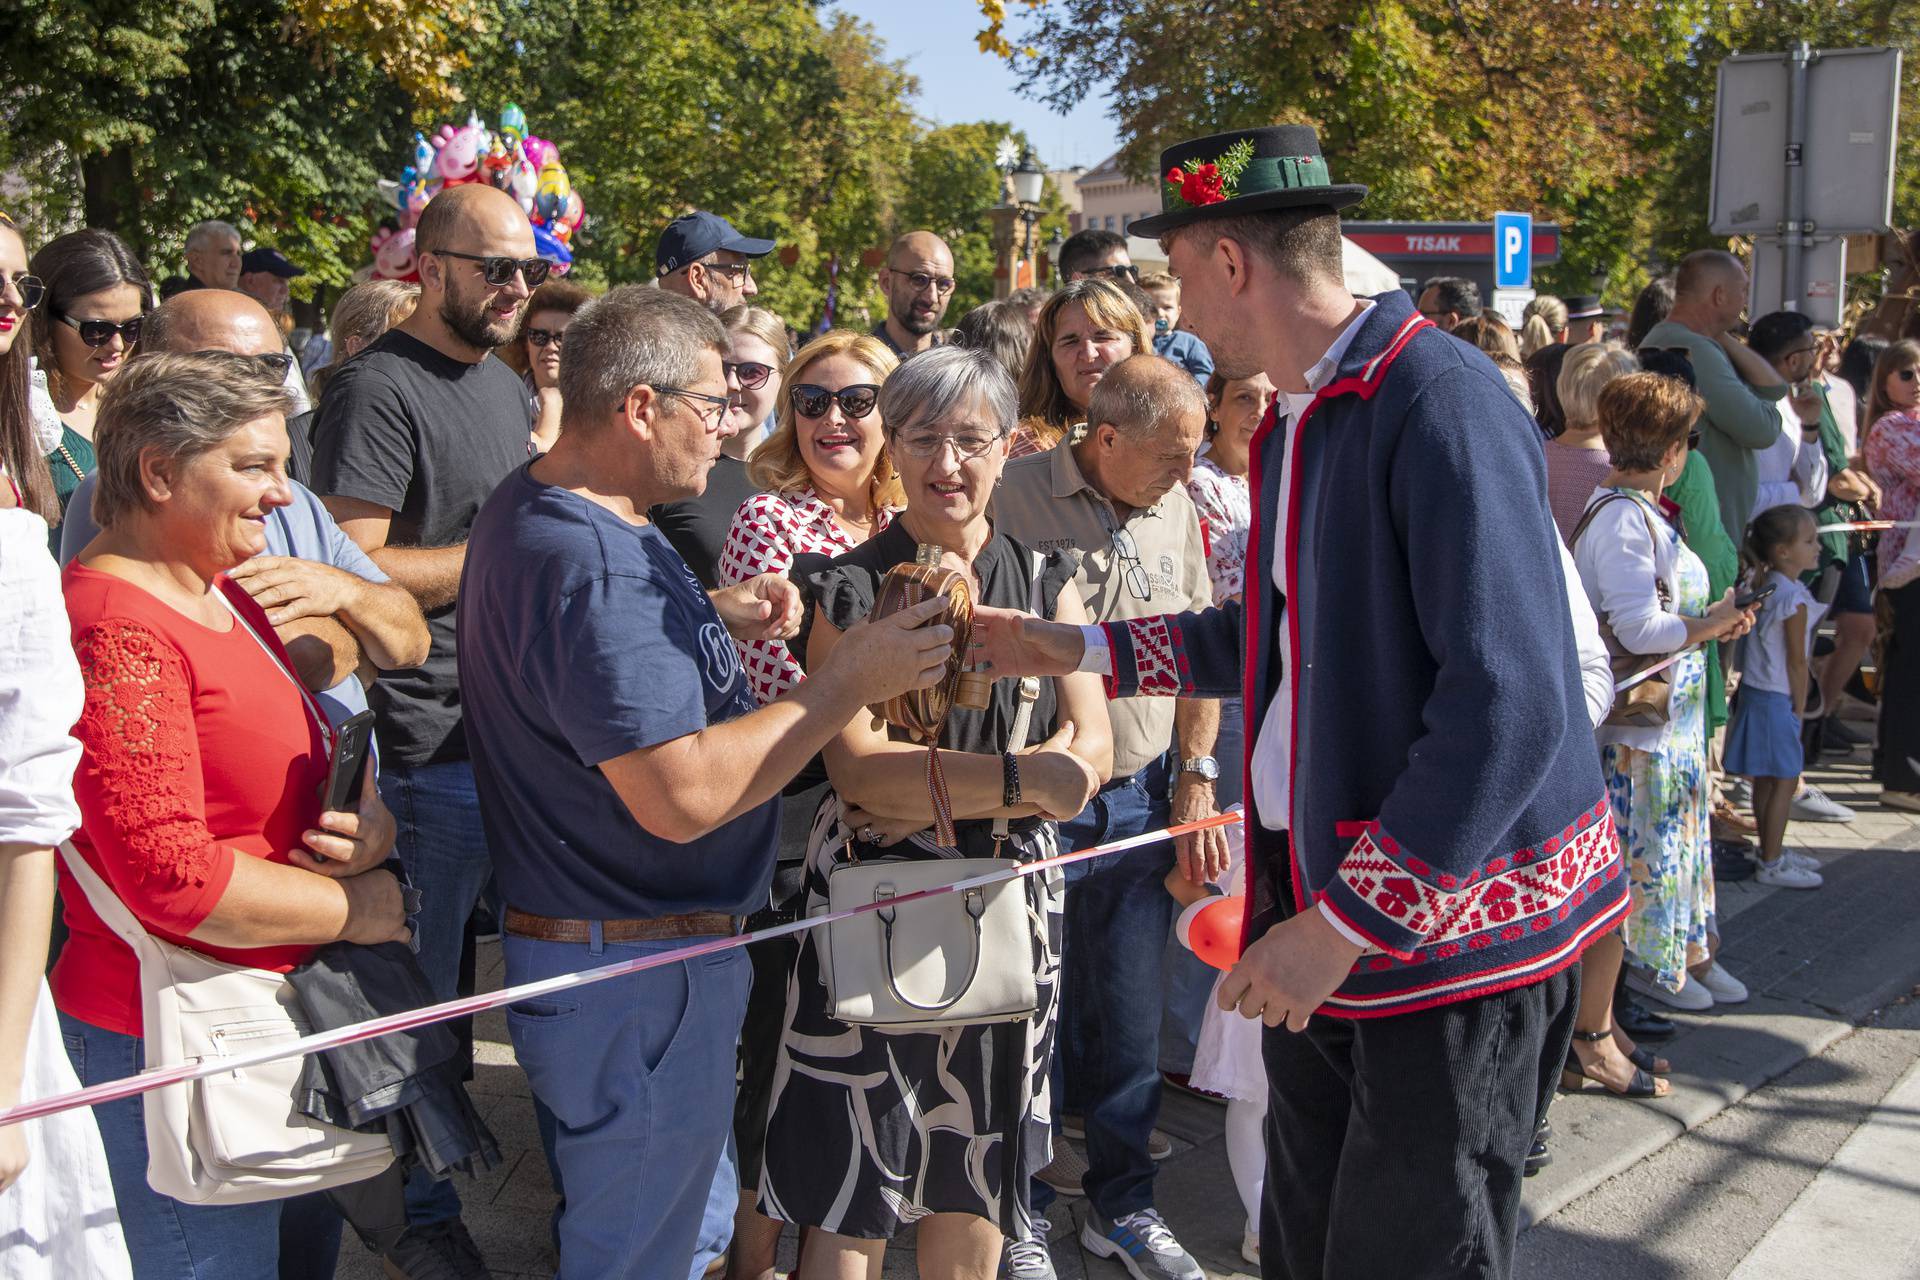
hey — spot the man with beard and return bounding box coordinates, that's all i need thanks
[871,230,956,357]
[309,181,538,1280]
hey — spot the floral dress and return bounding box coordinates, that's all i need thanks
[1601,502,1715,992]
[1185,455,1250,606]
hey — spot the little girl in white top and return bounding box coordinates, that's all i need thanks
[1724,505,1827,890]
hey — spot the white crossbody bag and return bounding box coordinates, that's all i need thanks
[56,590,392,1203]
[819,554,1049,1028]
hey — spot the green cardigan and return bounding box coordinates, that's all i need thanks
[1667,450,1736,731]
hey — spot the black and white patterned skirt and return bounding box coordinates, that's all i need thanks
[755,793,1063,1239]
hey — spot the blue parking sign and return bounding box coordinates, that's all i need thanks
[1494,211,1532,289]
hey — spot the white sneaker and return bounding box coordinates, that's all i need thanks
[1791,784,1856,823]
[1756,856,1824,889]
[1242,1219,1260,1266]
[1626,966,1714,1011]
[1783,848,1822,873]
[1693,959,1749,1004]
[1000,1217,1057,1280]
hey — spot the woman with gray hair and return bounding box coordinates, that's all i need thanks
[758,345,1112,1277]
[56,351,409,1278]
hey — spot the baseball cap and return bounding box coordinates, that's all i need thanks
[655,211,775,278]
[240,247,304,279]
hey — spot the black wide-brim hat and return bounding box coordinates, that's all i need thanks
[1130,124,1367,239]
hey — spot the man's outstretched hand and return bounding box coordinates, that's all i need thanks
[711,574,804,643]
[969,604,1085,678]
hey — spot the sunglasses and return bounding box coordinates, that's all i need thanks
[704,260,753,284]
[58,312,143,348]
[432,249,552,288]
[193,349,294,378]
[3,272,44,311]
[1688,429,1702,451]
[1088,263,1141,283]
[526,327,565,348]
[725,359,773,390]
[790,383,880,420]
[1896,368,1918,384]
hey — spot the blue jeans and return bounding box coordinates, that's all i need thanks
[57,1012,343,1280]
[1162,698,1244,1072]
[378,759,492,1227]
[1037,754,1175,1219]
[504,929,751,1278]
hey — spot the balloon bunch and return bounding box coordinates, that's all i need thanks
[370,103,586,281]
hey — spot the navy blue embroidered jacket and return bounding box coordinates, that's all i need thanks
[1106,293,1627,1017]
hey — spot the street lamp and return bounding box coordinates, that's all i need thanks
[1011,147,1045,286]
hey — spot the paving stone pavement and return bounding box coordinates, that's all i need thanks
[335,750,1920,1278]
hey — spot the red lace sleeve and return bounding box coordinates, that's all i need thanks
[717,496,807,706]
[71,620,236,936]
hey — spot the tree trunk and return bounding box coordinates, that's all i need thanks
[80,146,142,256]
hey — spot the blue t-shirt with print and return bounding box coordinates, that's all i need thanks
[458,462,779,919]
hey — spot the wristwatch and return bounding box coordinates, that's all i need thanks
[1178,755,1220,782]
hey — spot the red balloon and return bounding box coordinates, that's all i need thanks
[1184,895,1246,971]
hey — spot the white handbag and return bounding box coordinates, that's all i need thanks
[817,553,1049,1029]
[54,588,392,1204]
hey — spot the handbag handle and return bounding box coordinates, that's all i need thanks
[55,840,166,968]
[875,884,988,1013]
[991,551,1050,846]
[215,584,332,748]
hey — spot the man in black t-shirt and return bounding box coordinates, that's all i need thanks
[309,184,535,1278]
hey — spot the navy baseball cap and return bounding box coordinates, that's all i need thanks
[655,211,775,278]
[240,247,304,278]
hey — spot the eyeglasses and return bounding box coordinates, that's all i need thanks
[892,429,1002,460]
[657,386,736,429]
[1109,527,1152,600]
[2,272,44,311]
[58,312,143,348]
[704,260,753,284]
[1687,429,1702,451]
[1087,264,1141,284]
[790,383,880,420]
[725,360,773,390]
[526,327,565,348]
[893,270,956,295]
[431,249,552,288]
[194,349,294,378]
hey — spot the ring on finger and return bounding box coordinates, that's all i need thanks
[859,825,877,843]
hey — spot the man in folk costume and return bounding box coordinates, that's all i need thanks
[973,126,1628,1279]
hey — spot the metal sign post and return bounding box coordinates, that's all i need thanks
[1783,42,1811,309]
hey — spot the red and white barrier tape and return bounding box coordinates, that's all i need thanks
[0,811,1243,1129]
[1821,519,1920,533]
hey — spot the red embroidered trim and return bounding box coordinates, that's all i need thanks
[1333,805,1620,950]
[1123,615,1182,694]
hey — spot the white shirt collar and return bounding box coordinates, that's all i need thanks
[1303,299,1376,394]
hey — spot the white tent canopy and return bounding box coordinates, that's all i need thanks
[1124,233,1403,297]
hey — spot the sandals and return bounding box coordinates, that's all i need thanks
[1560,1029,1671,1098]
[1623,1043,1671,1075]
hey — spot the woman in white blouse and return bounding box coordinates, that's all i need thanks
[0,508,130,1276]
[1570,373,1755,1097]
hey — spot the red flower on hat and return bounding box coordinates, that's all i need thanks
[1162,138,1256,211]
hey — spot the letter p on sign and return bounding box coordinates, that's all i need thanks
[1493,211,1532,290]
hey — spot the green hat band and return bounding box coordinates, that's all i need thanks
[1163,141,1332,212]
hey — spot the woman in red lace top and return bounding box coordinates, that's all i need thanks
[54,351,409,1278]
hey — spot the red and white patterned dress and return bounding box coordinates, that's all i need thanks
[1185,455,1251,606]
[717,487,897,704]
[1866,409,1920,584]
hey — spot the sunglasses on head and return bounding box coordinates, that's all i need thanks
[790,383,879,419]
[432,249,552,288]
[725,359,773,390]
[58,312,143,348]
[3,271,44,311]
[526,327,565,348]
[193,349,294,379]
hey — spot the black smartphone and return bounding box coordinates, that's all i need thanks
[1734,582,1778,611]
[322,710,377,814]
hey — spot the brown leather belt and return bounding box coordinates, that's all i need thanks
[503,908,743,944]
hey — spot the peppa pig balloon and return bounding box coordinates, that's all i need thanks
[433,118,485,187]
[370,226,419,282]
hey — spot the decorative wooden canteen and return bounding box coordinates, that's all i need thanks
[865,544,993,846]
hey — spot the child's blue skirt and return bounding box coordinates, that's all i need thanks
[1725,688,1804,779]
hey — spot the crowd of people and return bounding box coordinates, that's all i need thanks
[0,121,1916,1280]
